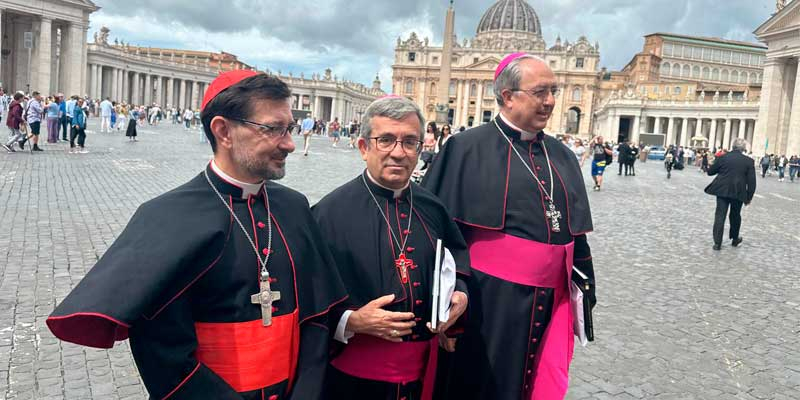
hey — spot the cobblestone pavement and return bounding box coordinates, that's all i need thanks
[0,120,798,399]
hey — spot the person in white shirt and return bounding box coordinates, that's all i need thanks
[99,98,113,133]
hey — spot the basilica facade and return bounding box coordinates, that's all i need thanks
[392,0,600,136]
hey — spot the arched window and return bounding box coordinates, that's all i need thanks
[682,65,690,77]
[721,70,729,82]
[757,73,762,83]
[572,87,582,102]
[430,82,437,95]
[661,62,671,76]
[711,68,719,81]
[405,80,414,94]
[749,72,757,84]
[702,67,710,79]
[739,71,747,84]
[485,82,494,97]
[470,83,477,97]
[731,70,739,82]
[566,107,581,133]
[671,64,680,77]
[692,66,700,78]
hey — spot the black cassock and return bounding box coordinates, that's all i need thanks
[423,116,596,399]
[312,171,470,400]
[47,163,347,400]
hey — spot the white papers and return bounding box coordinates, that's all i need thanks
[431,240,457,329]
[570,281,588,347]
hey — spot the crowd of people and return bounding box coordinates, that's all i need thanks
[0,86,209,154]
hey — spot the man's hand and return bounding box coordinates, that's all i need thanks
[427,291,467,334]
[346,294,416,343]
[438,333,457,352]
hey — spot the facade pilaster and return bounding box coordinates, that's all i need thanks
[32,17,53,93]
[167,78,175,107]
[709,119,718,150]
[783,61,800,156]
[179,79,187,109]
[474,81,484,124]
[144,74,152,105]
[666,117,675,146]
[753,59,784,155]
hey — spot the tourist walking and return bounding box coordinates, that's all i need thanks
[46,96,60,144]
[58,94,69,141]
[571,138,586,163]
[115,104,128,131]
[3,92,24,153]
[99,97,113,133]
[789,155,799,182]
[759,154,771,178]
[125,116,138,142]
[182,108,193,130]
[329,117,340,147]
[582,135,612,190]
[301,113,314,156]
[64,95,77,141]
[22,91,44,151]
[627,143,638,176]
[69,98,87,154]
[617,140,630,175]
[705,138,756,251]
[701,151,710,173]
[777,155,789,182]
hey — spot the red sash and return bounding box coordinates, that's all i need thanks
[194,311,299,393]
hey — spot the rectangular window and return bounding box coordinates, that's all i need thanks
[674,86,681,95]
[732,52,741,64]
[743,53,751,66]
[575,58,585,69]
[722,50,731,64]
[550,60,557,68]
[405,81,414,94]
[712,49,721,62]
[702,48,712,61]
[674,45,683,58]
[407,52,416,62]
[663,43,673,57]
[692,46,701,60]
[433,56,439,64]
[473,57,479,64]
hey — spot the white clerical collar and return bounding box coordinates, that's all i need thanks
[499,112,537,141]
[366,170,408,199]
[210,160,264,199]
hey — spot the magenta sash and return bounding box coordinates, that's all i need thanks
[466,228,574,400]
[330,334,438,400]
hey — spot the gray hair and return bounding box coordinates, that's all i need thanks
[494,54,546,107]
[360,96,425,141]
[732,138,749,152]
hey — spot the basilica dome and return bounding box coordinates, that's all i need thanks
[476,0,542,37]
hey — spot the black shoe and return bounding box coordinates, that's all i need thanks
[18,139,26,150]
[32,145,44,152]
[732,237,743,247]
[713,244,721,251]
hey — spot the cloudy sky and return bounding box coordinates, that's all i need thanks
[89,0,776,92]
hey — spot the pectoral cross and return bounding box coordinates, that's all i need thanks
[545,202,562,233]
[395,253,412,284]
[251,276,281,326]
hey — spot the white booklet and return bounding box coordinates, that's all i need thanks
[570,270,589,347]
[431,239,456,329]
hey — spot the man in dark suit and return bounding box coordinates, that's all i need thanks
[705,138,757,250]
[617,141,630,175]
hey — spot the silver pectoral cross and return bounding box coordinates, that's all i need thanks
[546,202,562,233]
[251,277,281,326]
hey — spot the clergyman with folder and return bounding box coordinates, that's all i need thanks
[422,52,597,400]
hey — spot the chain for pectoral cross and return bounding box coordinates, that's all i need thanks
[494,120,562,233]
[363,175,415,282]
[205,169,279,326]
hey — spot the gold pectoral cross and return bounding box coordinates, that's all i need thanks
[251,277,281,326]
[546,203,562,233]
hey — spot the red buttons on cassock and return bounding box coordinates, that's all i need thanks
[536,166,542,171]
[269,277,277,283]
[532,338,538,343]
[269,395,278,400]
[403,229,410,235]
[529,354,535,359]
[415,300,423,305]
[410,265,418,270]
[272,306,278,312]
[400,213,408,219]
[412,334,420,340]
[534,322,541,327]
[413,282,421,287]
[527,369,532,375]
[540,180,546,185]
[406,247,415,253]
[257,222,266,229]
[415,317,422,322]
[537,305,544,311]
[262,248,270,255]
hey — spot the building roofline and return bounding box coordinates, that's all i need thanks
[645,32,767,51]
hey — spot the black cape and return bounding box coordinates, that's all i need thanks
[312,171,470,400]
[422,117,596,399]
[47,164,347,400]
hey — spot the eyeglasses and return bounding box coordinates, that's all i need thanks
[512,86,560,100]
[233,118,296,138]
[369,135,423,154]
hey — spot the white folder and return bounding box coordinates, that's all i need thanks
[431,239,456,329]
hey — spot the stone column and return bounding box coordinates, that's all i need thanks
[167,78,175,107]
[179,79,187,109]
[753,59,784,155]
[143,74,152,105]
[783,63,800,156]
[737,119,746,140]
[460,81,470,127]
[331,96,339,122]
[417,80,426,111]
[90,64,98,99]
[0,9,3,84]
[709,119,718,150]
[313,94,321,118]
[189,81,197,109]
[611,113,621,139]
[454,80,463,126]
[65,23,84,96]
[109,68,118,101]
[474,81,484,124]
[155,76,163,106]
[666,117,675,146]
[32,17,53,93]
[680,118,688,147]
[722,119,732,150]
[632,115,641,144]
